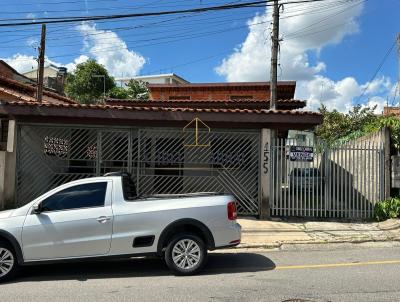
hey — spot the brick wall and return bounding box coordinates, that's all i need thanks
[149,84,295,101]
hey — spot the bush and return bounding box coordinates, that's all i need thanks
[374,197,400,221]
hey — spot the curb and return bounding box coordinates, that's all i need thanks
[228,238,400,250]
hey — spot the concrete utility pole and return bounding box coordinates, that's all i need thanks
[36,24,46,103]
[269,0,280,110]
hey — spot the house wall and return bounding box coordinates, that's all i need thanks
[0,120,17,210]
[150,87,272,101]
[23,67,58,80]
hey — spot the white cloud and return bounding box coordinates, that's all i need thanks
[299,75,392,113]
[1,53,87,75]
[2,54,38,73]
[2,22,145,77]
[64,55,89,72]
[76,22,146,77]
[215,0,392,113]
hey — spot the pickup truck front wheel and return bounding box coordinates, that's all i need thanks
[165,234,207,276]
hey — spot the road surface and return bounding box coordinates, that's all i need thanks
[2,244,400,302]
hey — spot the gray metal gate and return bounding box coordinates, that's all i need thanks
[270,138,384,218]
[16,124,260,215]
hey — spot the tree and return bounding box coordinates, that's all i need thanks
[315,105,378,146]
[126,79,149,100]
[108,87,130,99]
[65,59,115,104]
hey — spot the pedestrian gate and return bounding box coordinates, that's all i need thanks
[270,138,385,218]
[16,125,261,215]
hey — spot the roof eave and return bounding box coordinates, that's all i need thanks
[0,103,322,129]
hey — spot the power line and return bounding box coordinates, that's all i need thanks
[0,0,334,27]
[356,39,397,103]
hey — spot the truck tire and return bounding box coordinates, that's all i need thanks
[0,241,19,283]
[165,233,207,276]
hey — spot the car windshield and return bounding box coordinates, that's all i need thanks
[291,168,321,177]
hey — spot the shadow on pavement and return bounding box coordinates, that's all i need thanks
[12,252,275,283]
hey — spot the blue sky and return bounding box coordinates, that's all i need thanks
[0,0,399,112]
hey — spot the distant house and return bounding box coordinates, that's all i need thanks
[22,63,67,94]
[384,106,400,116]
[115,73,189,88]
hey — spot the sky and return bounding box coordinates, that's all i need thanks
[0,0,399,113]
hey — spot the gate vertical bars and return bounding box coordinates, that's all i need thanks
[270,137,385,218]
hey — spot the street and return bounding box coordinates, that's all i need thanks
[2,244,400,302]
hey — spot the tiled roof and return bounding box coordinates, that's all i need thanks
[147,81,296,88]
[105,98,305,105]
[1,100,321,116]
[0,75,77,105]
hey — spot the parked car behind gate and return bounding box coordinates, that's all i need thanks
[289,168,324,190]
[0,172,241,282]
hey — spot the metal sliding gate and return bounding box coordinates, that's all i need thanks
[270,138,385,218]
[16,125,261,215]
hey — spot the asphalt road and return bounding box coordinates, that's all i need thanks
[2,244,400,302]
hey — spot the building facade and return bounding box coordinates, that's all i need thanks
[0,62,323,218]
[116,73,189,88]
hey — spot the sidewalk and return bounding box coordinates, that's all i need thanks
[237,217,400,249]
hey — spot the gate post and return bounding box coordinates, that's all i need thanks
[259,129,272,219]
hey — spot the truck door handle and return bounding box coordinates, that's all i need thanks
[96,216,111,223]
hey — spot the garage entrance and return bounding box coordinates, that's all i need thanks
[16,124,261,215]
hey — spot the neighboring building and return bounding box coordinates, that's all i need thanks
[148,81,296,102]
[384,106,400,116]
[116,73,189,88]
[23,64,67,94]
[0,61,34,85]
[0,61,322,218]
[287,130,315,146]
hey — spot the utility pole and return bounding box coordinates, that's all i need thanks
[36,24,46,102]
[269,0,280,110]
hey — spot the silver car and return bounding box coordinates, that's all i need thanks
[0,172,241,282]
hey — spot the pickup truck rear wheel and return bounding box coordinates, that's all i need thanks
[165,234,207,276]
[0,241,19,283]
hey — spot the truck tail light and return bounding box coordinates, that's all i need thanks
[227,201,237,220]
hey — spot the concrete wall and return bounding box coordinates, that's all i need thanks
[0,120,17,210]
[325,128,388,211]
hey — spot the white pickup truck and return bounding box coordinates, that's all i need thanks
[0,172,241,282]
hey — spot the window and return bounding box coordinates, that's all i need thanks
[230,95,253,100]
[41,182,107,212]
[169,96,190,100]
[295,134,307,142]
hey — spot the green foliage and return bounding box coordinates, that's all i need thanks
[126,79,149,100]
[374,197,400,221]
[363,115,400,149]
[315,105,378,146]
[65,59,115,104]
[108,87,130,99]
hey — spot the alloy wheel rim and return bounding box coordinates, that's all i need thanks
[172,239,201,270]
[0,247,14,277]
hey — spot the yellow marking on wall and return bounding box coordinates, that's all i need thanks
[183,117,211,147]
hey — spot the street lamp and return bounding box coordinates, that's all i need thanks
[92,74,106,102]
